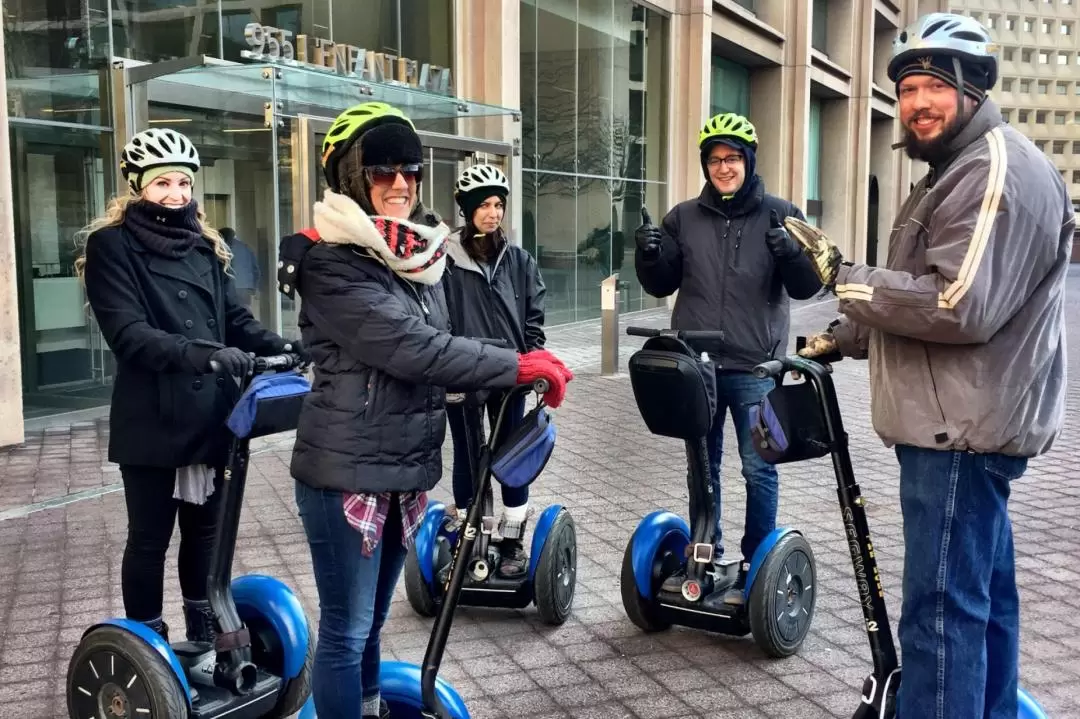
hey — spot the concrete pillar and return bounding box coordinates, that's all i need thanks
[453,0,522,246]
[0,27,25,447]
[667,0,712,210]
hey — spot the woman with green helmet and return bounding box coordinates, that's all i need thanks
[633,110,822,605]
[278,101,574,718]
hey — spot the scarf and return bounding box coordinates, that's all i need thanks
[124,199,204,257]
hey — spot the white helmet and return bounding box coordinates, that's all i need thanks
[120,128,200,192]
[454,164,509,197]
[888,13,999,89]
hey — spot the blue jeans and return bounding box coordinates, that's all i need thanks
[894,445,1028,719]
[706,370,779,561]
[295,481,408,719]
[448,391,528,510]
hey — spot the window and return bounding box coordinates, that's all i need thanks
[1042,20,1052,34]
[1058,53,1069,65]
[807,99,823,227]
[710,56,751,117]
[812,0,828,53]
[1039,51,1049,64]
[1038,81,1049,94]
[1036,110,1048,123]
[1053,141,1066,154]
[1006,16,1016,31]
[1002,110,1012,123]
[1020,79,1031,93]
[1074,142,1080,154]
[1036,140,1047,152]
[1022,49,1033,63]
[1055,112,1068,125]
[1023,19,1033,33]
[1002,78,1014,92]
[987,15,997,30]
[1058,82,1069,95]
[1075,83,1080,95]
[1063,23,1073,36]
[1019,109,1030,123]
[1073,171,1080,185]
[1005,48,1015,62]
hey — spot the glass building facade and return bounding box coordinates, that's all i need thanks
[520,0,670,324]
[4,0,673,421]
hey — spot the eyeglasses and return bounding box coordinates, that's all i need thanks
[706,155,744,168]
[365,163,424,184]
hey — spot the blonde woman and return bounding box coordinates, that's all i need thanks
[76,127,297,646]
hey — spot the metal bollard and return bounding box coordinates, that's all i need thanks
[600,273,620,376]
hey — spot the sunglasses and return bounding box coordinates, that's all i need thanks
[365,163,424,185]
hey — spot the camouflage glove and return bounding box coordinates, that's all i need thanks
[783,216,845,289]
[798,331,839,358]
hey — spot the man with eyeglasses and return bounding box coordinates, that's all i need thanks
[633,111,822,605]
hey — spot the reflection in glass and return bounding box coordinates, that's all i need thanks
[11,124,109,416]
[521,0,669,321]
[3,0,108,124]
[112,0,221,63]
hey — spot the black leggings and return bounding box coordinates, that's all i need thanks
[120,465,223,622]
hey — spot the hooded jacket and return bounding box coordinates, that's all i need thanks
[285,191,521,494]
[442,227,547,353]
[635,175,823,370]
[830,97,1074,457]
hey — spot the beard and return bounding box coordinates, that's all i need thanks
[902,112,966,165]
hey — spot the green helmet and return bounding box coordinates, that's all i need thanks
[321,102,415,191]
[698,112,758,150]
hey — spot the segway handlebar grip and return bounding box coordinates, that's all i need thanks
[625,325,658,338]
[753,360,786,379]
[253,352,303,373]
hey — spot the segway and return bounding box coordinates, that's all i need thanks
[66,353,316,719]
[403,375,576,626]
[380,377,559,717]
[749,344,1049,718]
[619,326,817,658]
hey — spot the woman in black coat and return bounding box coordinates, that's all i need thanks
[278,101,573,719]
[77,127,296,646]
[441,163,549,579]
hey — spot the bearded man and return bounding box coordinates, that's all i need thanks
[785,12,1074,719]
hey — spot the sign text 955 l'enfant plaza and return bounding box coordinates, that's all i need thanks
[243,23,453,96]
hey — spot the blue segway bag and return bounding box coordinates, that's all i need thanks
[490,405,557,489]
[226,371,311,440]
[749,380,831,465]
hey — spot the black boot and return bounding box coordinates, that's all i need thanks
[183,598,217,645]
[140,616,169,643]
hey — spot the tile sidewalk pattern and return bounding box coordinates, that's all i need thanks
[2,280,1079,718]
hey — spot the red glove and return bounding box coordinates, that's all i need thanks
[516,352,572,408]
[523,349,575,382]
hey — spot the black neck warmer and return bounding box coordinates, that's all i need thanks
[124,199,204,258]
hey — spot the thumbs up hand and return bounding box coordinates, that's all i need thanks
[635,206,663,258]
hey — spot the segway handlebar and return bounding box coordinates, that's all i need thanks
[209,352,306,375]
[626,326,728,343]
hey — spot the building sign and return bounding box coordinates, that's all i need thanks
[242,23,454,97]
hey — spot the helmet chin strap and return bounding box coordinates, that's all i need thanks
[952,56,968,125]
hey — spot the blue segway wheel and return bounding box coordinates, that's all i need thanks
[532,507,577,625]
[233,575,314,717]
[619,511,690,633]
[380,660,471,718]
[747,530,816,658]
[1018,687,1048,719]
[66,624,189,719]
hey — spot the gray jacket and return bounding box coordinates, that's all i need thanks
[831,98,1074,458]
[635,177,823,371]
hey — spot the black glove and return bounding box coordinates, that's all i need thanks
[764,210,802,261]
[209,347,255,377]
[283,339,312,370]
[634,207,663,258]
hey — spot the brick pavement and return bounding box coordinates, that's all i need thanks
[2,277,1080,718]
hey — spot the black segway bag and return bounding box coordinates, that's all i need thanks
[627,335,717,441]
[749,380,831,465]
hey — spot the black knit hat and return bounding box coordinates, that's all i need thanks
[358,122,423,166]
[893,53,991,101]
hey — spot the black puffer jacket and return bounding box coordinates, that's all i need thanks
[281,199,521,495]
[442,228,547,353]
[635,176,822,371]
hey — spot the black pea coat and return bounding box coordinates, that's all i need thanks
[83,225,288,469]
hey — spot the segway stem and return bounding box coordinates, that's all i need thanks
[420,379,549,716]
[752,356,899,681]
[206,353,304,695]
[685,437,714,581]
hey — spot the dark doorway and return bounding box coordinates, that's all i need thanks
[867,175,880,265]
